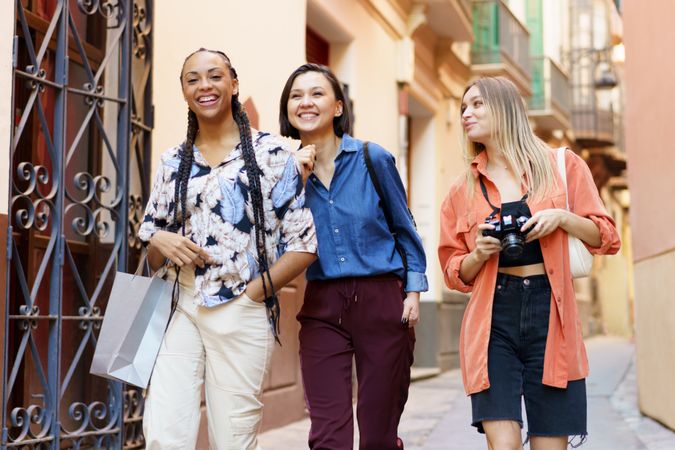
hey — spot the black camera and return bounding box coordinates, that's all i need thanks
[482,214,531,258]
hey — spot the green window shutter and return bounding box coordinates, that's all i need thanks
[526,0,543,56]
[472,1,501,64]
[527,0,544,109]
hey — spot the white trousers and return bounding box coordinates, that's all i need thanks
[143,269,274,450]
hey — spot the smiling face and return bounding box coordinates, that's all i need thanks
[286,71,343,139]
[180,51,238,124]
[461,85,493,145]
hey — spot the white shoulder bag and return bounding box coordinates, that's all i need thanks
[556,147,594,278]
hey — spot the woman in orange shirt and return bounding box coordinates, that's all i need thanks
[439,77,620,450]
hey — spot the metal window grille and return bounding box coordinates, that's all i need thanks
[3,0,153,448]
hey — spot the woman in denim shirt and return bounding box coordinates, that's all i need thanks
[279,63,428,450]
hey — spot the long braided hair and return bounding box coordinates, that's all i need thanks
[176,48,281,342]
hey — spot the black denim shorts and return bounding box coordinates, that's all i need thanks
[471,273,587,440]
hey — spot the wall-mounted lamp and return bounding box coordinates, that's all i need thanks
[594,65,618,89]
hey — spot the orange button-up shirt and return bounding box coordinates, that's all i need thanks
[438,148,620,395]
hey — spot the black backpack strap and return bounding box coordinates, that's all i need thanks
[363,142,391,225]
[363,142,411,280]
[364,142,417,228]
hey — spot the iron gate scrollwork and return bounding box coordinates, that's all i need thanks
[3,0,153,448]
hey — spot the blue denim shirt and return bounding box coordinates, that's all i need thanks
[304,134,428,292]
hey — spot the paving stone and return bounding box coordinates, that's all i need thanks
[258,336,675,449]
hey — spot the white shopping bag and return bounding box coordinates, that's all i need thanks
[90,253,173,388]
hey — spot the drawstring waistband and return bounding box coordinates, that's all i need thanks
[339,278,358,325]
[306,274,400,325]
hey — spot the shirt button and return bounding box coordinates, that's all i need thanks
[334,228,339,233]
[329,200,334,205]
[548,268,554,275]
[340,257,345,262]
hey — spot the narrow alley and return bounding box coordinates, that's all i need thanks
[259,336,675,449]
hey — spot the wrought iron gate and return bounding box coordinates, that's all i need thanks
[3,0,153,447]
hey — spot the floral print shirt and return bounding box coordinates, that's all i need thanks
[138,130,317,307]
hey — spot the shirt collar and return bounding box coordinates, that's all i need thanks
[469,150,489,179]
[191,145,209,167]
[470,150,530,180]
[337,134,358,156]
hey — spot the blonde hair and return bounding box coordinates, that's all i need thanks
[462,77,556,202]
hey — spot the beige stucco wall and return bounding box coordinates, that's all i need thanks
[623,0,675,430]
[0,1,14,215]
[594,190,632,336]
[623,0,675,261]
[634,251,675,429]
[152,0,308,174]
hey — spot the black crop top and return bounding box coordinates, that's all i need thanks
[498,200,544,267]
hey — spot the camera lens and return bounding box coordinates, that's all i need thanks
[501,233,525,258]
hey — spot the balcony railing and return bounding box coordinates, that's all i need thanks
[471,0,530,78]
[529,56,571,116]
[572,107,615,146]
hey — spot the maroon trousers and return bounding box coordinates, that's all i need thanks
[298,275,415,450]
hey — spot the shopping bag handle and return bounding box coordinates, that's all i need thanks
[133,248,152,277]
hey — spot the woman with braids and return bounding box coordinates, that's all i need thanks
[439,77,620,449]
[137,49,317,449]
[279,63,428,450]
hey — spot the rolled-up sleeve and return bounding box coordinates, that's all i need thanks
[438,195,474,293]
[566,150,621,255]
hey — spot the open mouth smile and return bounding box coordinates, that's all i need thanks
[197,94,219,106]
[298,112,319,122]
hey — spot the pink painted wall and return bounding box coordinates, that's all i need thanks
[623,0,675,262]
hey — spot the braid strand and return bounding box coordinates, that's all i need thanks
[233,98,281,344]
[169,109,198,310]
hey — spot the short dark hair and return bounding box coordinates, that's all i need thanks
[279,63,352,139]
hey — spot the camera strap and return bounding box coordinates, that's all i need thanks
[479,177,501,220]
[479,176,530,220]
